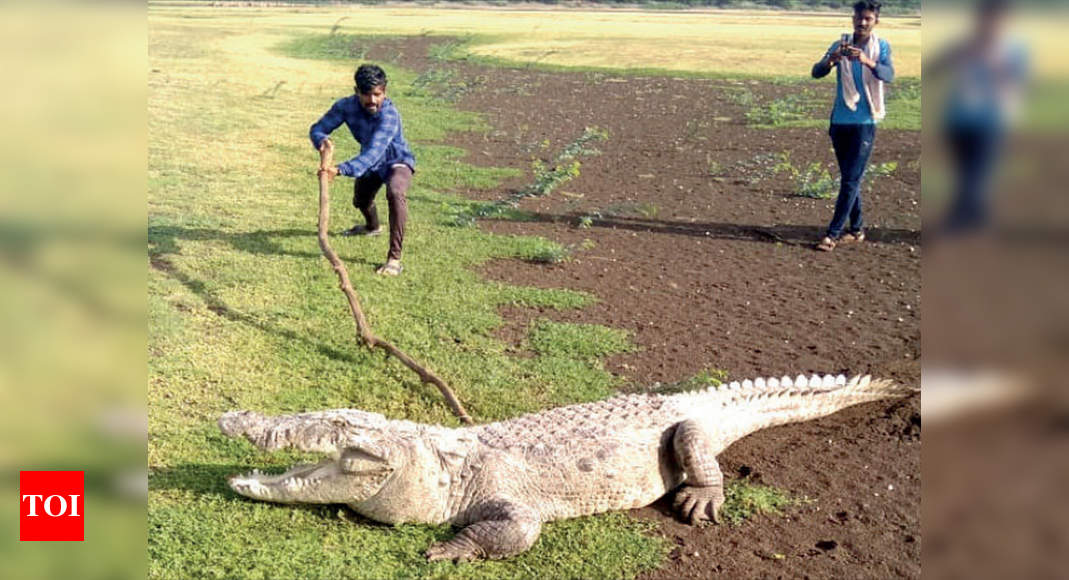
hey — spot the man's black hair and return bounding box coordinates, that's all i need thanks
[354,64,387,94]
[852,0,882,15]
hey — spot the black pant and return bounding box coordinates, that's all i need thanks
[942,126,1003,234]
[354,165,412,261]
[826,124,876,238]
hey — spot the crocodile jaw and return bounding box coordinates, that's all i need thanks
[228,459,391,504]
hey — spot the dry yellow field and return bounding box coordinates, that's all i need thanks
[149,3,922,78]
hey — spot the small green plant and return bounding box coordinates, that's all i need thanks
[528,159,582,196]
[527,242,570,264]
[741,88,822,128]
[774,152,838,199]
[578,215,595,229]
[796,162,838,199]
[719,478,802,526]
[868,160,898,178]
[557,126,609,160]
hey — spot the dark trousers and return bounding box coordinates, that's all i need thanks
[942,126,1003,234]
[826,123,876,239]
[354,165,412,261]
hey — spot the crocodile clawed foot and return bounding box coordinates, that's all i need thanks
[672,484,725,525]
[425,540,483,563]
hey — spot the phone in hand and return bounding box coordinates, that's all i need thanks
[840,33,852,53]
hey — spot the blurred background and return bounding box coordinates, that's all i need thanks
[922,0,1069,578]
[0,1,146,578]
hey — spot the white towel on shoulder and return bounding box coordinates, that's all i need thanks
[840,34,885,121]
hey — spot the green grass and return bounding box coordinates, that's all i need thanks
[149,17,669,579]
[719,479,804,526]
[529,320,634,359]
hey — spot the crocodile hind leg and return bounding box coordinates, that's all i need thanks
[425,500,542,562]
[671,419,726,525]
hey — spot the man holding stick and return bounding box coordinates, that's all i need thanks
[811,0,895,252]
[312,64,415,275]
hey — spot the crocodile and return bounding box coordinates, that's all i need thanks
[219,373,911,561]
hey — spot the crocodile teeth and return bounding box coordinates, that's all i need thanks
[781,376,793,388]
[835,374,846,386]
[729,381,741,390]
[809,374,822,388]
[743,379,753,390]
[767,378,779,389]
[822,374,835,388]
[796,374,807,387]
[754,378,766,389]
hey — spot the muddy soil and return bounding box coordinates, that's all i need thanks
[368,36,921,579]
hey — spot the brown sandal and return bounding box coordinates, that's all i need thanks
[840,231,865,243]
[816,236,837,252]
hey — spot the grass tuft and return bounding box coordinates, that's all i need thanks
[720,479,802,526]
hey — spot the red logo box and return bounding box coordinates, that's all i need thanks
[20,471,84,541]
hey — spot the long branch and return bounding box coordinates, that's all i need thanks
[316,143,474,425]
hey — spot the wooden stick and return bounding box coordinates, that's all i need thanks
[316,142,474,425]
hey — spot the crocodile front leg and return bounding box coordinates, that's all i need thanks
[425,500,542,562]
[671,419,726,525]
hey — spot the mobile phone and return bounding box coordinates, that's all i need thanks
[840,33,852,51]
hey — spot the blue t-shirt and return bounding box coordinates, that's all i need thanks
[824,38,895,125]
[942,40,1028,132]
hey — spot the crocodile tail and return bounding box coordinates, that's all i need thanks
[712,374,915,443]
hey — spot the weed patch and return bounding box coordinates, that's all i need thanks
[720,478,803,526]
[450,126,608,226]
[528,319,634,359]
[773,152,897,199]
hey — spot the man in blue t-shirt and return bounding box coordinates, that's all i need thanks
[811,1,895,251]
[313,64,416,275]
[929,0,1027,235]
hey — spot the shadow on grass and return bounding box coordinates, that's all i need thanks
[487,212,921,247]
[150,462,393,525]
[148,225,380,365]
[148,225,376,262]
[150,463,250,497]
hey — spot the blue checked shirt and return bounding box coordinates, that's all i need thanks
[309,96,416,179]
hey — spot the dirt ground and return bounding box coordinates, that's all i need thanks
[370,37,921,578]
